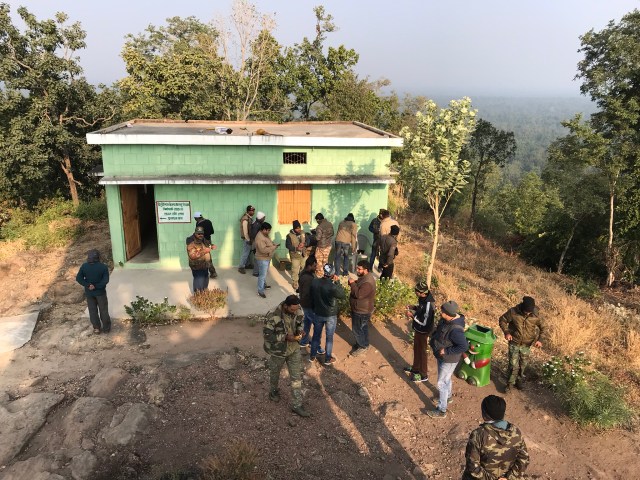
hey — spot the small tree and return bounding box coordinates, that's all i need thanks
[400,98,476,287]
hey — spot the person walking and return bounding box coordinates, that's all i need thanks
[263,295,310,417]
[348,260,376,357]
[285,220,308,290]
[250,211,266,277]
[463,395,529,480]
[310,264,345,365]
[254,222,279,298]
[368,209,384,270]
[334,213,358,276]
[76,249,111,334]
[297,256,324,356]
[186,225,217,293]
[499,296,545,393]
[427,301,467,418]
[192,212,217,278]
[313,213,334,277]
[238,205,255,274]
[403,281,436,383]
[379,225,400,279]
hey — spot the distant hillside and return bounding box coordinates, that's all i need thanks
[432,95,598,181]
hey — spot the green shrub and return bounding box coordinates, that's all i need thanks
[0,207,32,240]
[75,198,108,221]
[565,277,601,300]
[338,277,414,321]
[125,296,177,325]
[542,353,633,428]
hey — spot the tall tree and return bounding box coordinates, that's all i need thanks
[399,98,477,287]
[283,6,359,120]
[462,119,516,230]
[0,5,115,206]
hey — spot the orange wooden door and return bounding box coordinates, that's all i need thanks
[278,185,311,224]
[120,185,141,260]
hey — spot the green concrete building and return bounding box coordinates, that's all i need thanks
[86,120,401,269]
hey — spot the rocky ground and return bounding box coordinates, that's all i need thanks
[1,221,639,479]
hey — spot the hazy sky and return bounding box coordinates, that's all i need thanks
[5,0,639,96]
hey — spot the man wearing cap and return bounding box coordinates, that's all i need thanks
[250,211,266,276]
[334,213,358,276]
[263,295,310,417]
[499,296,545,393]
[348,260,376,356]
[192,212,217,278]
[187,225,217,292]
[238,205,255,274]
[310,264,346,365]
[313,213,334,277]
[255,222,279,298]
[379,224,400,279]
[76,249,111,334]
[403,281,436,382]
[285,220,308,290]
[463,395,529,480]
[428,300,467,418]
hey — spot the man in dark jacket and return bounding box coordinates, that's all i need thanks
[348,260,376,356]
[192,212,217,278]
[297,256,325,356]
[463,395,529,479]
[310,264,345,365]
[368,209,384,270]
[379,224,399,279]
[76,249,111,334]
[428,300,467,418]
[263,295,310,417]
[403,281,436,383]
[499,296,545,393]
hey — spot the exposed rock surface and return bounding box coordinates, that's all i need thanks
[87,367,130,398]
[70,450,98,480]
[1,452,66,480]
[218,353,237,370]
[102,403,158,446]
[63,396,114,449]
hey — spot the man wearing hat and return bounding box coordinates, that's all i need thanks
[379,224,400,279]
[191,211,217,278]
[76,249,111,334]
[499,296,546,393]
[238,205,255,274]
[310,264,345,365]
[334,213,358,276]
[403,281,436,382]
[428,300,467,418]
[250,211,266,276]
[463,395,529,479]
[285,219,309,290]
[313,213,334,277]
[263,295,310,417]
[186,225,217,292]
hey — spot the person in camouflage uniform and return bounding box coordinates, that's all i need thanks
[463,395,529,480]
[263,295,310,417]
[499,296,545,393]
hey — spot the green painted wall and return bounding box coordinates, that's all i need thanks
[102,145,389,177]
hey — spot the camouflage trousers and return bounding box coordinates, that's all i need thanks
[315,246,331,277]
[269,349,303,408]
[290,253,304,289]
[507,343,531,386]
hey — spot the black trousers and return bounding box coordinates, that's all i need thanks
[380,263,394,279]
[87,294,111,332]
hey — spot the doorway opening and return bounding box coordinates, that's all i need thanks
[120,184,158,263]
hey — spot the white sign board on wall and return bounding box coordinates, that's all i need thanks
[156,201,191,223]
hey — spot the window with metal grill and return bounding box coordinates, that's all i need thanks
[283,152,307,164]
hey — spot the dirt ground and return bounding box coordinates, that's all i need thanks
[1,221,639,479]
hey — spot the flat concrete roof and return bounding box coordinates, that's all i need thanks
[87,120,403,148]
[98,174,395,186]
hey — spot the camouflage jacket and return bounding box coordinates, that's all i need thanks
[263,303,304,357]
[463,421,529,480]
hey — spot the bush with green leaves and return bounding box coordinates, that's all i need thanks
[125,296,177,325]
[542,352,633,428]
[75,198,108,221]
[337,277,414,321]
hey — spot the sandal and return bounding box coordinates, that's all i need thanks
[93,328,101,334]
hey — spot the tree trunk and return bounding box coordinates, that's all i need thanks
[60,154,80,207]
[606,192,615,287]
[557,221,578,274]
[426,204,440,289]
[469,173,480,230]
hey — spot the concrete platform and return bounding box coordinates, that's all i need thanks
[0,312,39,353]
[93,266,301,320]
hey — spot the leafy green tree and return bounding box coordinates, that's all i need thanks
[399,98,477,287]
[283,6,359,120]
[462,119,516,230]
[0,5,116,206]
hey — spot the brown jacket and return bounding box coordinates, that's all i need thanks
[239,213,252,240]
[335,220,358,250]
[254,231,278,260]
[380,217,399,237]
[349,272,376,314]
[499,305,545,346]
[315,219,334,248]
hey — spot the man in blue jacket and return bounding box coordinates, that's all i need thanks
[428,300,467,418]
[310,264,345,366]
[76,249,111,334]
